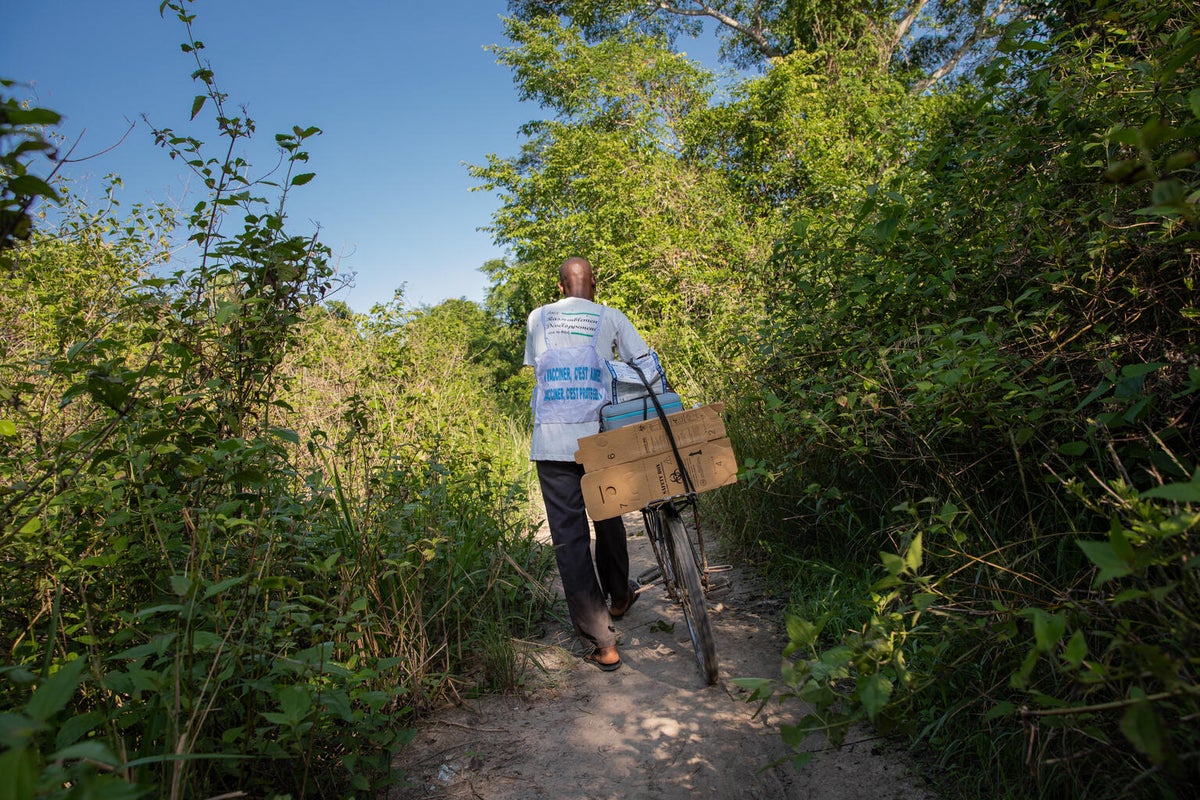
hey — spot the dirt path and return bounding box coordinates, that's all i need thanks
[390,514,938,800]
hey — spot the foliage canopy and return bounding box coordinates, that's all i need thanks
[481,0,1200,795]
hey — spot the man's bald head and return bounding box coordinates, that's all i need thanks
[558,257,596,300]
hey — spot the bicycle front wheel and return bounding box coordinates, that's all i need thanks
[664,507,719,685]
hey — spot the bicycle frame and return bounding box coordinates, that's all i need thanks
[618,360,720,683]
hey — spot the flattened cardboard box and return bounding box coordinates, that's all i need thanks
[581,438,738,521]
[574,403,727,473]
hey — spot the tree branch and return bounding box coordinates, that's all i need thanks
[889,0,931,61]
[651,0,783,59]
[911,0,1014,94]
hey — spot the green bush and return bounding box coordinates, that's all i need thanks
[725,1,1200,796]
[1,6,553,796]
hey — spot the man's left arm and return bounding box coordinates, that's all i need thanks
[614,312,649,362]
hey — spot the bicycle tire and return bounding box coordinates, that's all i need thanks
[642,508,670,591]
[664,507,719,685]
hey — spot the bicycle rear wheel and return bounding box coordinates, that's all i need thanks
[663,506,719,685]
[640,508,668,588]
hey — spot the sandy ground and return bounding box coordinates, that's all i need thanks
[389,513,940,800]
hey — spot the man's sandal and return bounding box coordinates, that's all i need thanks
[585,646,622,671]
[609,580,641,620]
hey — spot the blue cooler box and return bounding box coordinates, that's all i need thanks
[599,392,683,431]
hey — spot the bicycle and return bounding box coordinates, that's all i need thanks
[638,492,721,685]
[605,356,729,685]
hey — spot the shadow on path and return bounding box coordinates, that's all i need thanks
[389,513,938,800]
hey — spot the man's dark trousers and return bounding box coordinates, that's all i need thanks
[535,460,630,649]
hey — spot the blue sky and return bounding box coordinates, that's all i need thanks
[0,2,555,312]
[4,2,732,314]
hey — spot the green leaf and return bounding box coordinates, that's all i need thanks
[133,604,183,620]
[1112,588,1148,606]
[26,658,86,723]
[985,701,1015,721]
[1120,693,1167,764]
[798,679,837,708]
[190,95,206,120]
[730,677,774,703]
[903,531,923,572]
[322,689,354,722]
[203,575,248,599]
[3,668,37,685]
[1061,630,1087,669]
[880,550,905,577]
[276,686,312,724]
[3,106,62,126]
[784,615,821,651]
[824,710,851,748]
[780,718,818,748]
[6,175,61,203]
[290,172,316,186]
[857,672,893,722]
[215,300,240,325]
[0,419,16,437]
[0,711,41,748]
[55,710,105,750]
[1010,647,1039,690]
[1074,378,1114,411]
[122,750,251,768]
[1031,610,1066,654]
[1108,521,1135,563]
[169,574,193,597]
[110,642,160,660]
[874,217,899,241]
[101,511,131,529]
[1077,539,1134,584]
[1120,362,1166,379]
[48,740,120,767]
[912,592,937,611]
[789,751,814,770]
[190,630,223,651]
[1104,158,1144,182]
[818,645,854,670]
[1141,471,1200,503]
[0,746,37,800]
[1151,179,1186,207]
[269,426,301,445]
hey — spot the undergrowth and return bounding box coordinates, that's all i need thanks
[0,4,552,796]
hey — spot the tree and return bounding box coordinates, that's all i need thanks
[473,15,767,346]
[724,1,1200,793]
[474,12,925,347]
[507,0,1034,91]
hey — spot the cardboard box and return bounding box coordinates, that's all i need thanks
[580,438,738,520]
[574,403,727,472]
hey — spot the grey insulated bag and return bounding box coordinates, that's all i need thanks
[604,351,668,404]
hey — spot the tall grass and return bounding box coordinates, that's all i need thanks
[1,34,551,795]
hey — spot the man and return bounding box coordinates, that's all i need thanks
[524,256,648,671]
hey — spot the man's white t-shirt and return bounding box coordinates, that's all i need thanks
[524,297,648,462]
